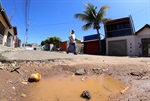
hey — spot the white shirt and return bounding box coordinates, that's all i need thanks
[69,34,75,43]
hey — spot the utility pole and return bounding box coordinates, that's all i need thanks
[24,19,30,49]
[9,8,15,21]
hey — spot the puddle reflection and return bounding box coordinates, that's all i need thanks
[27,74,126,101]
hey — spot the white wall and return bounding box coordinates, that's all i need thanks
[25,46,33,50]
[106,27,150,56]
[106,35,137,56]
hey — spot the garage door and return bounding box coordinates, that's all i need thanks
[0,22,5,44]
[108,40,127,56]
[0,34,3,44]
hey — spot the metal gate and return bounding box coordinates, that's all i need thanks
[108,40,127,56]
[142,38,150,56]
[0,34,3,44]
[0,22,5,44]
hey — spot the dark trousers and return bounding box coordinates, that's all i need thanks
[67,43,76,53]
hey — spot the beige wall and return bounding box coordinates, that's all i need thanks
[137,28,150,36]
[0,13,15,47]
[106,28,150,56]
[106,35,137,56]
[0,13,9,28]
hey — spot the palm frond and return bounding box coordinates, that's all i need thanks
[82,23,92,31]
[83,10,96,22]
[74,13,89,21]
[84,3,97,19]
[97,5,110,21]
[102,18,112,24]
[74,3,110,31]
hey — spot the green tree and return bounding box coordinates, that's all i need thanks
[47,36,61,44]
[41,36,61,45]
[41,40,45,46]
[74,3,110,54]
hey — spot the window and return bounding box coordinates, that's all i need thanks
[118,23,123,29]
[107,29,132,38]
[125,22,130,28]
[113,24,118,30]
[106,25,111,31]
[106,20,133,38]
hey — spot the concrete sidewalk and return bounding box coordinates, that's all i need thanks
[0,45,22,53]
[0,45,13,52]
[1,50,91,61]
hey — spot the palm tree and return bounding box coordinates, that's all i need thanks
[74,3,110,54]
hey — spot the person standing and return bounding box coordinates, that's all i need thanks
[67,30,77,55]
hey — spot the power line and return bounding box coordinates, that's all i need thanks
[30,21,79,27]
[31,7,148,28]
[24,0,31,48]
[131,7,148,15]
[25,0,31,27]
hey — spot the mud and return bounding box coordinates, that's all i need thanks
[26,74,126,101]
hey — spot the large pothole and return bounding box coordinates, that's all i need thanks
[26,73,127,101]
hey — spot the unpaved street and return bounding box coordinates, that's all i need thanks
[0,50,150,101]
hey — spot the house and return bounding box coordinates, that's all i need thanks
[23,43,41,50]
[0,3,12,45]
[82,16,149,56]
[83,34,106,55]
[104,16,150,56]
[104,16,136,56]
[12,26,18,47]
[135,24,150,56]
[0,3,18,48]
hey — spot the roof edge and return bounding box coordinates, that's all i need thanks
[135,24,150,35]
[0,3,12,28]
[105,16,130,24]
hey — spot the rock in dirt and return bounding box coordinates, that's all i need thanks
[81,90,91,99]
[92,68,103,74]
[75,68,85,75]
[12,86,15,90]
[0,67,4,70]
[141,76,149,80]
[28,73,41,82]
[22,81,28,85]
[120,87,129,94]
[20,93,26,97]
[81,76,87,81]
[10,67,20,72]
[130,72,144,76]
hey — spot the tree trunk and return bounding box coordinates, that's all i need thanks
[96,28,101,55]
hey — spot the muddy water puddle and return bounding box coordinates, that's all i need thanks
[27,74,127,101]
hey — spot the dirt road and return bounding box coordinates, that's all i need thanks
[0,50,150,101]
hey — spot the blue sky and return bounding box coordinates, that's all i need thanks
[0,0,150,44]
